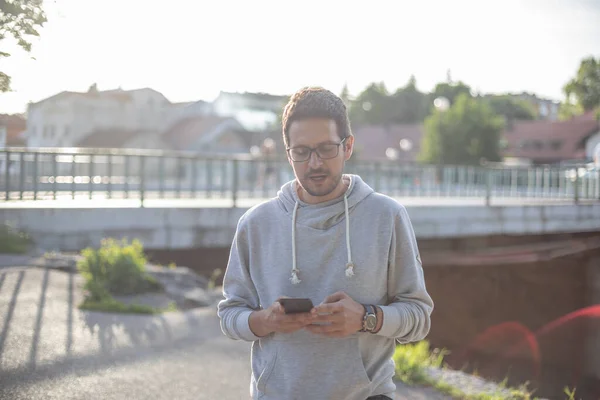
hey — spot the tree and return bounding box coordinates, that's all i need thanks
[0,0,47,92]
[389,75,428,124]
[348,82,395,125]
[339,83,351,107]
[563,56,600,112]
[485,95,536,121]
[419,93,504,166]
[558,100,584,121]
[430,81,472,106]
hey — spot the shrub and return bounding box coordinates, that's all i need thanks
[77,238,168,314]
[0,223,33,254]
[77,238,160,299]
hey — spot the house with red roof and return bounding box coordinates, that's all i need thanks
[0,114,26,147]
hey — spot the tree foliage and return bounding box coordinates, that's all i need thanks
[563,56,600,112]
[419,93,504,166]
[0,0,47,92]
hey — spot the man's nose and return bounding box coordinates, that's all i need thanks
[307,151,323,168]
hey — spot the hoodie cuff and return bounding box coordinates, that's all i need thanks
[236,310,262,341]
[376,305,412,339]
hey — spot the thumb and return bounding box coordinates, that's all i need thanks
[322,291,346,304]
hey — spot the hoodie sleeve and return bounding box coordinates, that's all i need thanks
[217,216,262,342]
[375,205,434,343]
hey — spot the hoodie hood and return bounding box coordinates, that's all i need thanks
[276,174,374,230]
[276,174,374,284]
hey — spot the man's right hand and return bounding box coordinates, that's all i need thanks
[249,300,314,337]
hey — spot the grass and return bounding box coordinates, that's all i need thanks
[79,297,177,314]
[393,341,549,400]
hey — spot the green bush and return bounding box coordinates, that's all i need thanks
[77,238,160,299]
[0,224,33,254]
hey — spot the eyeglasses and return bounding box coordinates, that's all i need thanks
[286,137,348,162]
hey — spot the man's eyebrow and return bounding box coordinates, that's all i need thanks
[291,140,339,147]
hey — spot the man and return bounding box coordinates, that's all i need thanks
[217,87,433,400]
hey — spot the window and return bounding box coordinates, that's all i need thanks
[550,140,562,150]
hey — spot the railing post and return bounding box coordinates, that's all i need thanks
[53,152,58,200]
[485,167,492,206]
[191,157,197,198]
[232,159,239,208]
[107,154,112,199]
[71,154,76,199]
[19,152,24,200]
[140,156,146,208]
[176,155,182,199]
[124,154,130,199]
[374,162,381,193]
[574,166,580,204]
[89,154,94,200]
[33,152,38,200]
[4,150,10,200]
[159,156,165,198]
[597,169,600,201]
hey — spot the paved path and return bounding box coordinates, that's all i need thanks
[0,266,451,400]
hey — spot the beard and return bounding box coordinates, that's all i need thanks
[297,169,344,198]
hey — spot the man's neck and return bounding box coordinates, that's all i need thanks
[297,175,350,204]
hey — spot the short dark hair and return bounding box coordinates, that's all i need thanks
[281,87,351,147]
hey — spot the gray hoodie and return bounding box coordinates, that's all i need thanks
[217,174,433,400]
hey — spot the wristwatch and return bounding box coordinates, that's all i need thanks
[360,305,377,333]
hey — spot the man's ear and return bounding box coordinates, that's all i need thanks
[344,135,354,161]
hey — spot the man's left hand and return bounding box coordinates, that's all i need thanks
[305,291,364,338]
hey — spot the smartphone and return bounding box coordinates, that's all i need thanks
[278,298,314,314]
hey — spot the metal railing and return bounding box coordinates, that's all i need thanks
[1,147,599,206]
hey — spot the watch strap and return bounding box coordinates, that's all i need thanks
[360,304,376,332]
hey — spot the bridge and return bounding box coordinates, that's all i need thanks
[2,147,600,395]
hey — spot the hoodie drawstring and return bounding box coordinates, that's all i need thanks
[290,201,301,284]
[343,194,355,277]
[290,194,354,285]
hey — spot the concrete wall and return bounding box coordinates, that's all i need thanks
[1,203,600,252]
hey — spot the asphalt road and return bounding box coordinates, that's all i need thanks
[0,267,450,400]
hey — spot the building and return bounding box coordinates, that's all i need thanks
[23,84,175,148]
[512,92,561,121]
[502,111,600,165]
[0,114,26,147]
[212,91,289,132]
[352,124,423,163]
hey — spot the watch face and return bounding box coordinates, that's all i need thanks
[366,315,377,330]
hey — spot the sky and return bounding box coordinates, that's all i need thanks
[1,0,599,114]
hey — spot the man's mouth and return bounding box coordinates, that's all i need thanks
[308,174,327,183]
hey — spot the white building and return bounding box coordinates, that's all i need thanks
[212,91,288,131]
[24,85,175,148]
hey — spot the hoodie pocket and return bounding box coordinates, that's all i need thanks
[257,335,372,400]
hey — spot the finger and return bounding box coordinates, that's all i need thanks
[277,313,313,326]
[306,323,345,335]
[314,302,344,314]
[321,291,346,304]
[271,305,283,315]
[310,312,344,324]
